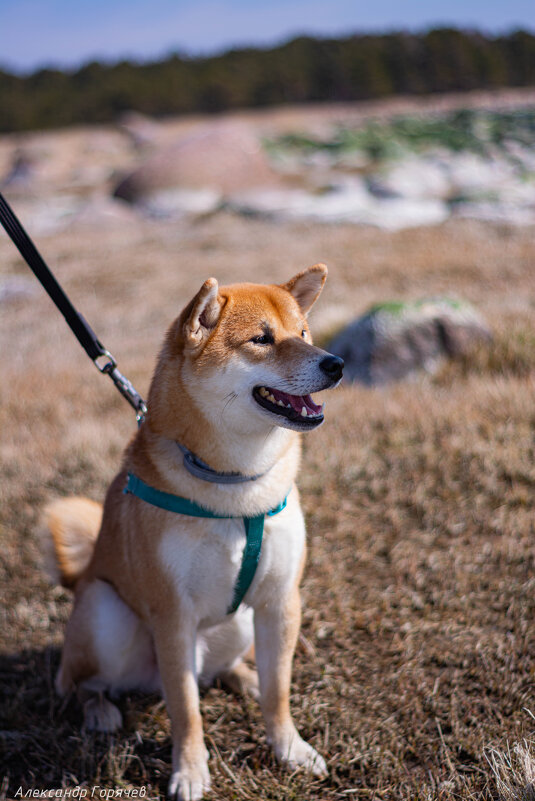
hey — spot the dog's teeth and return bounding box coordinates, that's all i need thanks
[259,387,268,398]
[268,394,276,403]
[301,407,308,417]
[287,403,292,409]
[277,400,284,406]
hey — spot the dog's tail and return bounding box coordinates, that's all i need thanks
[42,497,102,589]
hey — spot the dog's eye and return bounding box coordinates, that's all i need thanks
[301,329,307,339]
[250,333,274,345]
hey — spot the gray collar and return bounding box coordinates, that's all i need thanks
[176,442,271,484]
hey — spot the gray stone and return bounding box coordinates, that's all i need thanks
[113,121,281,204]
[138,187,222,219]
[367,156,451,200]
[328,298,492,385]
[229,180,449,230]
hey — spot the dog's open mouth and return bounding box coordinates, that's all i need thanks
[253,386,324,428]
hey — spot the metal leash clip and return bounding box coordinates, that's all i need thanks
[94,350,147,425]
[94,349,117,374]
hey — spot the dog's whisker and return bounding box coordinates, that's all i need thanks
[221,392,238,419]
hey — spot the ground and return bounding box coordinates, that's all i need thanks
[1,100,535,800]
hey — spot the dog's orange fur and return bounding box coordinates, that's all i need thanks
[46,497,101,588]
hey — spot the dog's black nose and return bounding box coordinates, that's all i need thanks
[319,354,344,381]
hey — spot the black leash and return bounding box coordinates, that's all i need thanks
[0,191,147,424]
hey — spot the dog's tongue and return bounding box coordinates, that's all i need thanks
[270,387,323,415]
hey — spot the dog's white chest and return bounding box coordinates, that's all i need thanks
[158,491,305,626]
[159,516,244,622]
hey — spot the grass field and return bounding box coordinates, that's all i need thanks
[1,196,535,797]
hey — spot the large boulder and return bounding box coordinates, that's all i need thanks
[113,121,281,209]
[328,298,492,385]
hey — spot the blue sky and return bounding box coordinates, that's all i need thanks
[0,0,534,74]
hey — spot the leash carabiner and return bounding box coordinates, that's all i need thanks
[105,362,148,425]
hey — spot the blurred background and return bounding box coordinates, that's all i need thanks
[0,1,534,231]
[1,3,535,800]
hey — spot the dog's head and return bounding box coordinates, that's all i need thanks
[158,265,343,435]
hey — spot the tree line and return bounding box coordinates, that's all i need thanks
[1,28,534,132]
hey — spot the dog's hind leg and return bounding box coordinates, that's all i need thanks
[197,606,259,698]
[57,579,159,731]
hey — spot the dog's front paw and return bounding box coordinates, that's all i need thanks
[168,757,211,801]
[273,731,327,776]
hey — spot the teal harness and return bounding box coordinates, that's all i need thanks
[124,472,287,614]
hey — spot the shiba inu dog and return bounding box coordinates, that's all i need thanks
[45,264,343,800]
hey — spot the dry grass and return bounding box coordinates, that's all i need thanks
[484,737,535,801]
[1,205,535,800]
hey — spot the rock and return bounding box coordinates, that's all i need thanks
[138,188,222,219]
[229,179,448,230]
[363,197,448,230]
[228,181,369,221]
[446,152,517,195]
[113,121,281,205]
[328,298,492,385]
[367,156,451,200]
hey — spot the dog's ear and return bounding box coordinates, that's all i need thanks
[281,263,327,315]
[183,278,222,347]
